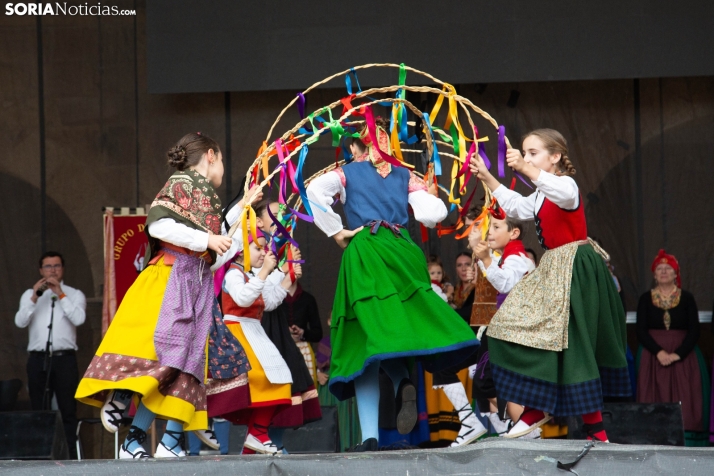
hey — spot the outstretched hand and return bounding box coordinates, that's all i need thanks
[208,235,232,256]
[333,227,364,249]
[469,153,501,192]
[244,184,263,204]
[473,240,490,261]
[464,264,476,283]
[505,148,527,172]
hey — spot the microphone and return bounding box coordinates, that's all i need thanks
[36,283,49,297]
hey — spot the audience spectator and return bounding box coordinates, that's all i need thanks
[636,249,709,446]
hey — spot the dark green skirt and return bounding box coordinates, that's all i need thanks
[328,226,479,400]
[489,244,631,416]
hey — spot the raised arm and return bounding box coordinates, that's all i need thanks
[532,171,579,210]
[470,152,536,220]
[224,268,265,308]
[148,218,240,271]
[58,288,86,326]
[262,269,289,311]
[484,255,535,294]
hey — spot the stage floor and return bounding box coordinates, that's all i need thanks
[1,439,712,475]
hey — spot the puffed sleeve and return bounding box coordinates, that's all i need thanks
[306,171,346,237]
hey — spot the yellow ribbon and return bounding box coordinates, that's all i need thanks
[241,203,258,272]
[430,83,471,207]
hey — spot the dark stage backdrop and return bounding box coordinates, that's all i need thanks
[146,0,714,93]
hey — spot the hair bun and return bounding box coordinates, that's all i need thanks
[167,145,189,170]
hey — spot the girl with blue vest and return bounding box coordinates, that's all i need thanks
[306,118,479,451]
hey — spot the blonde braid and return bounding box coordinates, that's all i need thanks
[558,154,576,176]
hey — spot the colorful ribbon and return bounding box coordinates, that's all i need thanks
[296,93,306,119]
[497,125,506,178]
[363,106,412,170]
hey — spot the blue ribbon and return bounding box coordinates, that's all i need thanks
[345,68,362,95]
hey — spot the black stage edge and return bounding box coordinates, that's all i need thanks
[1,439,713,476]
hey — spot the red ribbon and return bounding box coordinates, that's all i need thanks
[363,106,407,169]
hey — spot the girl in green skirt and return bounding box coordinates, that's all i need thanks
[306,119,479,450]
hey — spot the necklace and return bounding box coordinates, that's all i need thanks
[651,287,681,330]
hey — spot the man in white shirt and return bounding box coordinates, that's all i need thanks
[15,251,86,458]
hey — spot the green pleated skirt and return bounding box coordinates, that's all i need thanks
[328,226,479,400]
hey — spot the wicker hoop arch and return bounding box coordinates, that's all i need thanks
[244,84,507,194]
[231,64,511,239]
[265,63,448,142]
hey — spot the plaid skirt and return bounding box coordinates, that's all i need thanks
[489,245,631,416]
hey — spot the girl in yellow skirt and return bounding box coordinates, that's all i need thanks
[75,132,257,459]
[213,229,301,454]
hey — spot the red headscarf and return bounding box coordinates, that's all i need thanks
[651,249,680,287]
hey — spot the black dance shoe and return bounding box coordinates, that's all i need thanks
[395,378,417,435]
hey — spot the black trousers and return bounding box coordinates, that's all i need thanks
[27,352,79,458]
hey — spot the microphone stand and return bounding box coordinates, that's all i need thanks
[42,296,57,411]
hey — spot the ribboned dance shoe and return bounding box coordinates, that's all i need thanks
[450,405,488,447]
[119,426,151,460]
[193,423,220,450]
[101,389,132,433]
[395,379,418,435]
[503,408,552,438]
[243,433,279,455]
[155,429,187,458]
[485,412,511,436]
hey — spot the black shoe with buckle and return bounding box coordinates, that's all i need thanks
[349,437,379,452]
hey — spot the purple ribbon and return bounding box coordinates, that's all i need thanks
[297,93,306,119]
[513,170,534,189]
[368,220,403,238]
[478,350,490,379]
[267,204,299,248]
[479,140,491,169]
[497,125,506,178]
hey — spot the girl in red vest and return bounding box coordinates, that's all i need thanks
[469,129,630,442]
[210,230,300,454]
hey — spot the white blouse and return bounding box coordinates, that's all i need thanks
[147,203,243,272]
[223,267,288,313]
[492,170,579,221]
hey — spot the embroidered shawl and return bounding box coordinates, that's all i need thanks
[144,169,223,266]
